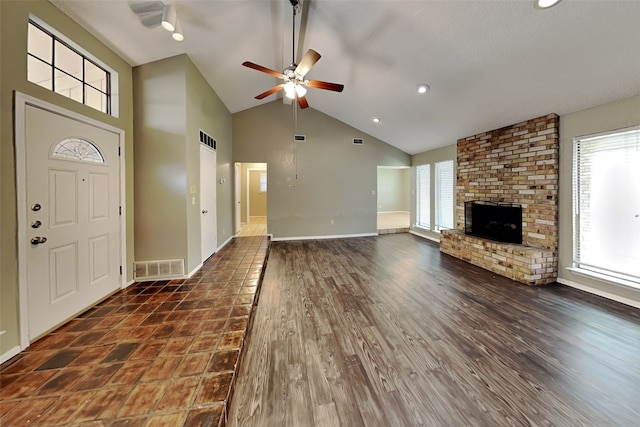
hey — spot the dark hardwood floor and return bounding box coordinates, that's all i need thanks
[228,234,640,426]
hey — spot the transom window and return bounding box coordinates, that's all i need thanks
[52,138,105,164]
[27,20,111,115]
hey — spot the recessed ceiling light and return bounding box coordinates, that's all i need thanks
[417,84,430,94]
[535,0,562,9]
[371,117,381,124]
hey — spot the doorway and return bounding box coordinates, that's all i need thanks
[16,93,126,345]
[234,162,268,237]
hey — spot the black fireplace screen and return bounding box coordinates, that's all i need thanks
[464,201,523,244]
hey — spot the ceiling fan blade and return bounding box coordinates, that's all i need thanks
[242,61,285,79]
[255,84,285,100]
[306,80,344,92]
[297,95,309,109]
[295,49,321,77]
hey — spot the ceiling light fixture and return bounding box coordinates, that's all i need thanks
[171,19,184,41]
[535,0,562,9]
[417,84,430,94]
[372,117,381,124]
[161,5,176,32]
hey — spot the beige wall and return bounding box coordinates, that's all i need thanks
[134,55,233,274]
[558,94,640,307]
[410,144,457,241]
[377,168,410,212]
[0,1,134,357]
[233,100,410,239]
[239,163,267,224]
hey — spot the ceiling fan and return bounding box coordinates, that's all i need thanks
[242,0,344,109]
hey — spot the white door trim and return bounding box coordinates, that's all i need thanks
[14,91,127,350]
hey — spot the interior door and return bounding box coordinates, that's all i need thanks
[25,105,121,340]
[235,162,241,233]
[200,144,217,261]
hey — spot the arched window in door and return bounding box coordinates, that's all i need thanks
[51,137,105,163]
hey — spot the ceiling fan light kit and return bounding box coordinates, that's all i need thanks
[535,0,562,9]
[242,0,344,109]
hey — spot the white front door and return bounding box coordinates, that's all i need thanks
[200,144,217,261]
[25,104,121,340]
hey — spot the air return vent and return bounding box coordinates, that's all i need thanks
[199,130,216,150]
[294,134,307,142]
[353,138,364,145]
[134,259,184,281]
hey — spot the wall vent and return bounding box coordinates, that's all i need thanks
[294,134,307,142]
[199,130,216,150]
[134,259,185,281]
[353,138,364,145]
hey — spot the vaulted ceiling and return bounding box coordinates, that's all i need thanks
[50,0,640,155]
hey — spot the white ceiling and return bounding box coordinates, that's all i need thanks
[50,0,640,155]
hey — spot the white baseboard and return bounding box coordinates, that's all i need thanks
[217,235,234,251]
[272,232,378,242]
[556,278,640,309]
[0,345,22,365]
[410,229,440,243]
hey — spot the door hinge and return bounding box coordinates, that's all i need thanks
[119,265,123,275]
[118,146,121,156]
[119,206,122,215]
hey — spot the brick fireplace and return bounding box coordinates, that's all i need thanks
[440,113,559,286]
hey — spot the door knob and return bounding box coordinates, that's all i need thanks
[202,210,208,214]
[31,236,47,245]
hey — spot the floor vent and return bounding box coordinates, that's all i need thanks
[134,259,185,281]
[353,138,364,145]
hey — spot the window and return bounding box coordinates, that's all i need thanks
[27,20,111,114]
[435,160,454,231]
[573,127,640,286]
[416,164,430,229]
[259,173,267,193]
[52,138,105,163]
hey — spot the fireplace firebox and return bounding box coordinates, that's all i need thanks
[465,201,522,244]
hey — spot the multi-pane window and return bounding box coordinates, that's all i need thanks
[573,127,640,286]
[416,164,430,229]
[259,173,267,193]
[435,160,454,230]
[27,20,111,114]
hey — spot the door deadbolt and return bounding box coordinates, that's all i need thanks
[31,203,42,211]
[31,236,47,245]
[31,220,42,228]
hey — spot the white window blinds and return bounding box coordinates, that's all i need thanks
[573,127,640,285]
[435,160,454,231]
[416,164,430,228]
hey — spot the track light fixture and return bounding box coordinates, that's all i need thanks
[161,5,176,32]
[172,19,184,41]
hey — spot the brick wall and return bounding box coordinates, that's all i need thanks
[456,114,559,250]
[441,113,559,286]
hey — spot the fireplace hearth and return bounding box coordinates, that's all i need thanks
[465,201,522,244]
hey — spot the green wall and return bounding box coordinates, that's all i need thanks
[233,101,410,239]
[134,55,233,275]
[377,168,410,212]
[0,1,134,357]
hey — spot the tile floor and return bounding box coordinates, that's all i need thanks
[235,217,267,237]
[0,236,270,427]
